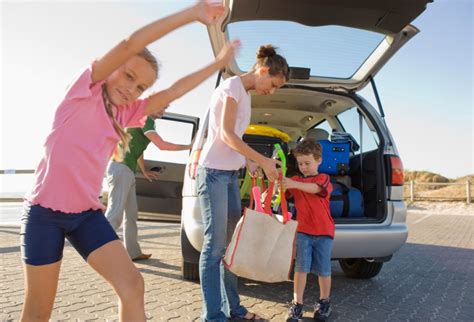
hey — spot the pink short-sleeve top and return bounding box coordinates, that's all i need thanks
[26,65,148,213]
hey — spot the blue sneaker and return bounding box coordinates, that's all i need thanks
[313,298,331,321]
[286,301,303,322]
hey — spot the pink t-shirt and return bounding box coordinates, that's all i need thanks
[199,76,251,170]
[26,65,147,213]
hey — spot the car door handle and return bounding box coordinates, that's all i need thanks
[150,166,165,173]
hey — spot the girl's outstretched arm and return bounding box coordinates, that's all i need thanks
[144,40,240,115]
[91,1,225,83]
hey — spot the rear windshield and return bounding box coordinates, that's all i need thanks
[227,21,385,79]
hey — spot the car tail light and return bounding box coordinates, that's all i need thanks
[390,156,404,186]
[188,149,201,179]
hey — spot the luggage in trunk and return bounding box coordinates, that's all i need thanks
[330,181,364,218]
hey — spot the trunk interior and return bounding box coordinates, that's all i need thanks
[237,89,387,223]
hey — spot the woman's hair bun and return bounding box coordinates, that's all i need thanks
[256,45,277,59]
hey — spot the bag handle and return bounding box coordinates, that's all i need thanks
[248,175,257,209]
[252,185,265,213]
[272,143,287,207]
[249,174,270,214]
[263,173,291,223]
[248,171,267,209]
[333,180,350,193]
[264,182,274,215]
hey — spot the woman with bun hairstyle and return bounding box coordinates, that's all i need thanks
[197,45,289,321]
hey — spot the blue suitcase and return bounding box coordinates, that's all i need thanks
[318,139,350,175]
[330,182,364,218]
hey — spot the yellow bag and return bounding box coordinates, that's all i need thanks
[245,125,290,142]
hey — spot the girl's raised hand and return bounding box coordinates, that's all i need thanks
[194,0,225,25]
[216,40,241,68]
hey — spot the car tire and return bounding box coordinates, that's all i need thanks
[182,260,199,281]
[180,224,200,281]
[339,258,383,279]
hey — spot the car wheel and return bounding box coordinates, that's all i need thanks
[180,224,200,281]
[339,258,383,279]
[182,260,199,281]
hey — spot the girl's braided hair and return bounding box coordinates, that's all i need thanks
[103,48,158,161]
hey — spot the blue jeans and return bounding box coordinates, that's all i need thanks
[295,233,333,276]
[197,167,247,322]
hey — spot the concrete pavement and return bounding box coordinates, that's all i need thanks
[1,207,473,321]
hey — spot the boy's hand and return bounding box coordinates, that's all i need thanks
[194,0,225,25]
[282,177,297,190]
[143,170,161,182]
[216,40,240,68]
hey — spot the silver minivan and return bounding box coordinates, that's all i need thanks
[138,0,431,281]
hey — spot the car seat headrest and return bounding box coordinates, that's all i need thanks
[287,141,297,152]
[304,128,330,141]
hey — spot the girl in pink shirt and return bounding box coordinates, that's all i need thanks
[20,2,238,321]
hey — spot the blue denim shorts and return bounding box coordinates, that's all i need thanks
[294,233,333,276]
[20,204,119,265]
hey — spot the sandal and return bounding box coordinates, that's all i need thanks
[132,253,152,261]
[230,311,265,321]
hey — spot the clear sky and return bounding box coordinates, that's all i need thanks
[1,0,473,182]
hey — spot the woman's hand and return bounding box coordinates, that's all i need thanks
[260,158,280,182]
[246,159,260,176]
[194,0,225,25]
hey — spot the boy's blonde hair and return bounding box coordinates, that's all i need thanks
[292,139,323,160]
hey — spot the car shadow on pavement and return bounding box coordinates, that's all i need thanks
[234,243,474,321]
[137,222,180,231]
[0,245,20,254]
[138,266,185,281]
[137,231,180,240]
[137,257,180,271]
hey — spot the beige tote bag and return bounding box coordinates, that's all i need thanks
[224,178,297,283]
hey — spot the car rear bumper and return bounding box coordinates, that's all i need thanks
[182,196,205,253]
[182,197,408,259]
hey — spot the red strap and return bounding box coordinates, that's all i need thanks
[250,173,291,223]
[279,173,291,223]
[264,182,274,215]
[248,176,257,208]
[261,177,267,191]
[263,174,291,223]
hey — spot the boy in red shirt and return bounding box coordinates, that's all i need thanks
[283,139,334,321]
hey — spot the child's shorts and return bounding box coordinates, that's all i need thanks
[294,233,333,276]
[20,203,119,266]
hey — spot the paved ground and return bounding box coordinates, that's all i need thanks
[0,205,473,321]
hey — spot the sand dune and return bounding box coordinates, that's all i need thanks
[408,201,474,216]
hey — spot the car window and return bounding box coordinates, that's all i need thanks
[336,107,379,154]
[297,119,333,143]
[144,119,194,164]
[228,21,385,79]
[314,119,333,134]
